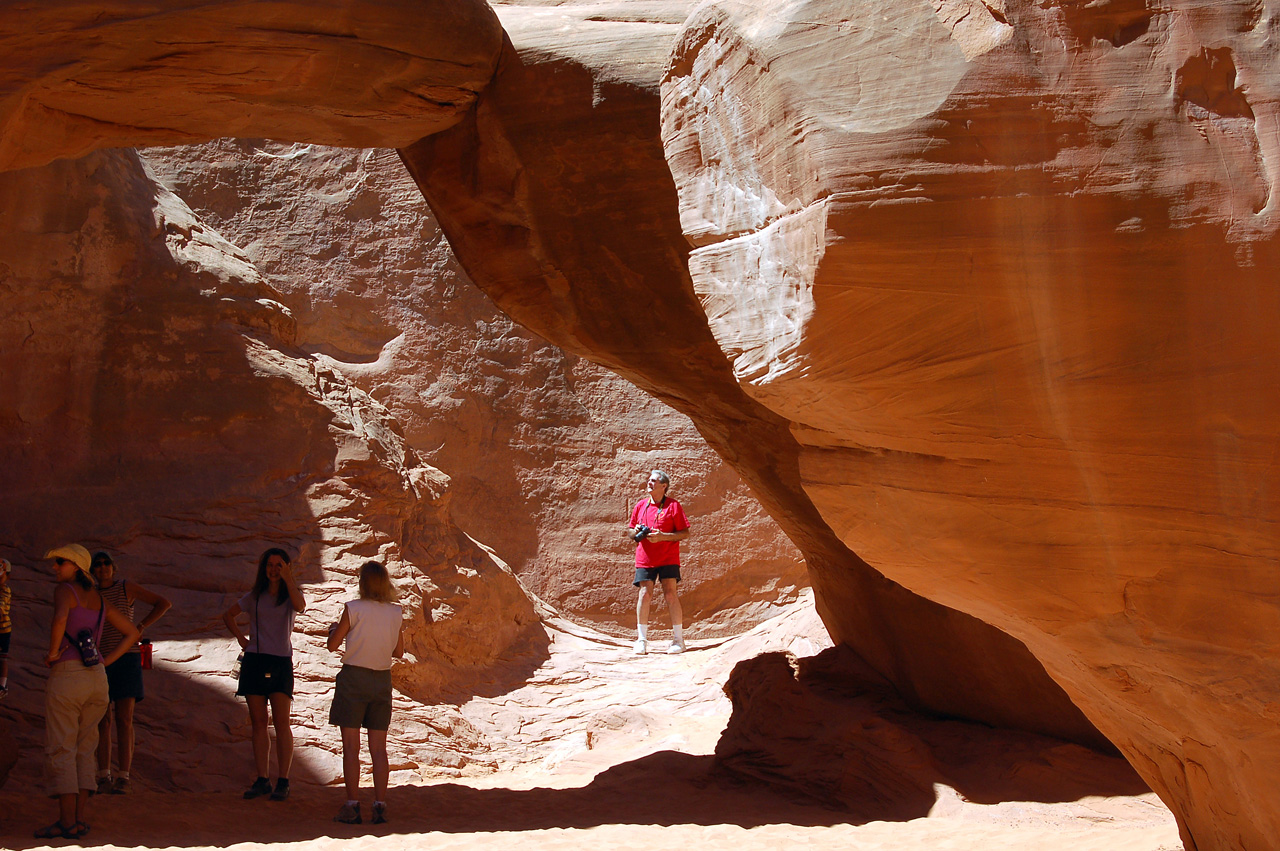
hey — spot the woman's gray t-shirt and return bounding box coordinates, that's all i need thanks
[238,589,296,658]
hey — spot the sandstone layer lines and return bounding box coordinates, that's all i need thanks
[0,0,505,171]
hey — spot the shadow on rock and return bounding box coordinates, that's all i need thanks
[0,713,1152,848]
[714,647,1149,820]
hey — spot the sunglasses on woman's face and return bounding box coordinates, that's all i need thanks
[54,558,72,566]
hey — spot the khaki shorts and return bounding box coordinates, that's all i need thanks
[329,664,392,730]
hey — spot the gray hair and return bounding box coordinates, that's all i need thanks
[650,469,670,486]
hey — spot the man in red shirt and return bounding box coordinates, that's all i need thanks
[627,469,691,654]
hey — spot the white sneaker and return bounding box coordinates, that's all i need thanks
[667,640,686,654]
[633,638,648,655]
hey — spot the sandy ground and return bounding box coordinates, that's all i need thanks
[0,593,1182,851]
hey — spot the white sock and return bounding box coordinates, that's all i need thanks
[637,624,648,640]
[118,771,130,780]
[672,624,683,642]
[374,800,386,807]
[97,769,111,781]
[347,800,360,807]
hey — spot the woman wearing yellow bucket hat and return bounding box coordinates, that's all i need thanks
[35,544,139,841]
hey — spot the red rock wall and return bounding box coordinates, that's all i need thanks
[0,3,1097,763]
[10,3,1269,849]
[139,141,807,636]
[0,149,539,788]
[661,2,1280,849]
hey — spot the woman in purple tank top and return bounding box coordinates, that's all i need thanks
[36,544,139,841]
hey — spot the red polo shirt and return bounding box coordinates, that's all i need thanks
[630,497,689,568]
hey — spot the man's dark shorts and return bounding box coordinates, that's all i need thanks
[236,651,295,698]
[634,565,681,587]
[106,652,145,702]
[329,664,393,731]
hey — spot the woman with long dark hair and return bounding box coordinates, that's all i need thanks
[221,547,306,801]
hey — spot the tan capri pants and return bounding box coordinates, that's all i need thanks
[45,660,109,796]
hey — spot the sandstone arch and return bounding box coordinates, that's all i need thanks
[0,146,543,786]
[6,2,1269,851]
[0,0,504,171]
[659,2,1280,850]
[0,0,1096,755]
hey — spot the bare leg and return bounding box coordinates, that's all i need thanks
[74,788,90,826]
[115,698,136,775]
[660,578,683,628]
[340,727,361,801]
[635,581,654,634]
[245,696,270,778]
[96,704,113,774]
[57,792,76,828]
[368,729,389,802]
[268,693,293,778]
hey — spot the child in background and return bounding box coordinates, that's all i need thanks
[0,558,11,699]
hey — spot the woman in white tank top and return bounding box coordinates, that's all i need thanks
[325,560,404,825]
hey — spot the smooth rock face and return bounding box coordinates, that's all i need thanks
[0,0,503,171]
[406,0,1104,750]
[139,140,806,636]
[0,149,540,788]
[662,2,1280,849]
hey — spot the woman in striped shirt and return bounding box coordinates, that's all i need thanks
[90,551,171,794]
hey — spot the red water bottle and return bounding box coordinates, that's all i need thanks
[139,638,153,670]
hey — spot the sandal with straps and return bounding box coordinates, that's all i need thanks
[33,820,79,840]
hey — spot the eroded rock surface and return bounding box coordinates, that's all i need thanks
[403,0,1104,748]
[0,0,1103,776]
[139,140,806,636]
[662,2,1280,849]
[0,149,539,788]
[0,0,503,171]
[0,2,1258,849]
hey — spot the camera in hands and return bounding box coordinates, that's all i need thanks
[632,524,653,542]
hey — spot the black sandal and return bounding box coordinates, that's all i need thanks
[33,820,79,839]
